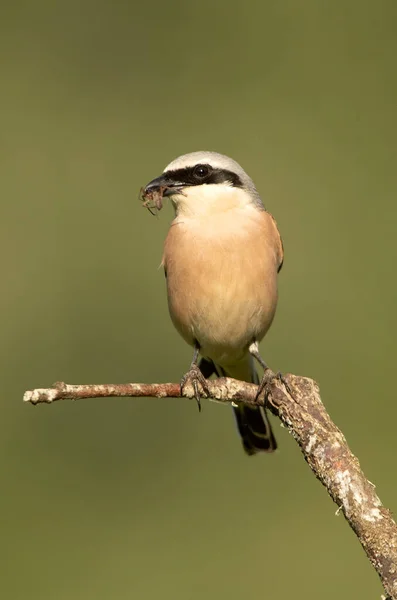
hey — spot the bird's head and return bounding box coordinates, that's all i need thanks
[142,151,264,218]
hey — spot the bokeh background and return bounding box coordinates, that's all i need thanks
[1,1,397,598]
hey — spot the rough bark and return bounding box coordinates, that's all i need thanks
[24,374,397,598]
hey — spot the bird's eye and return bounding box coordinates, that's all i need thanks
[193,164,211,180]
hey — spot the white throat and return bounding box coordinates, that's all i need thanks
[171,184,253,219]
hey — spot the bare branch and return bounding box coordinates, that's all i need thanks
[23,374,397,598]
[23,378,258,405]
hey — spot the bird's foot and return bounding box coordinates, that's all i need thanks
[275,371,293,396]
[256,369,292,403]
[255,368,276,402]
[180,365,210,412]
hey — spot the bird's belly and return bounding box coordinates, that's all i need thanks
[166,243,278,366]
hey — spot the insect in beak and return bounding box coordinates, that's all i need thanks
[139,185,169,215]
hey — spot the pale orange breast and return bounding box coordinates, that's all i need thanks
[162,207,281,367]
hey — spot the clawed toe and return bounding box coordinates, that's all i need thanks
[255,368,276,402]
[180,365,210,412]
[275,371,293,396]
[256,369,293,403]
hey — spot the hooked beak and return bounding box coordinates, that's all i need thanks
[144,174,184,197]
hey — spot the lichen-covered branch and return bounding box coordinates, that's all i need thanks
[267,376,397,599]
[23,379,258,405]
[24,374,397,598]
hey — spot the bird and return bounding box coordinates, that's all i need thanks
[142,151,284,455]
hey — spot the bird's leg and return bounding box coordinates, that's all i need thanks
[248,341,292,401]
[180,344,210,412]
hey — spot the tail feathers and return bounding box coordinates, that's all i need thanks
[199,356,277,456]
[198,357,216,379]
[233,404,277,455]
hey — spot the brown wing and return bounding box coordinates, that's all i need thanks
[267,211,284,273]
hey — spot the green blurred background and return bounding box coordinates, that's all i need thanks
[1,1,396,598]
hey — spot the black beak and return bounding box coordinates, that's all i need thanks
[144,174,184,197]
